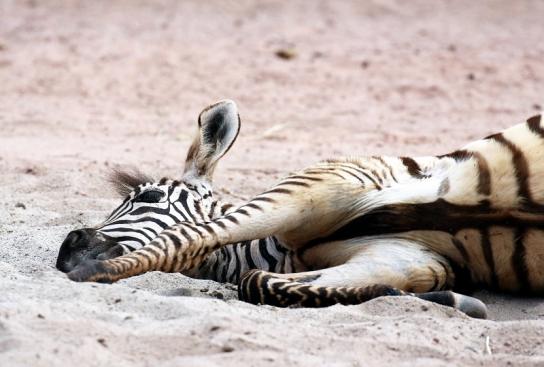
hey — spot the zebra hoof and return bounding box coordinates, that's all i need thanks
[67,260,114,283]
[453,294,488,319]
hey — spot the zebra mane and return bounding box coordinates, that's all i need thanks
[109,168,155,197]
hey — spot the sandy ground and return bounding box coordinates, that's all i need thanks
[1,1,544,366]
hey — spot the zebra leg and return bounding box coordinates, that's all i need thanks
[238,269,487,318]
[238,240,488,319]
[67,170,368,282]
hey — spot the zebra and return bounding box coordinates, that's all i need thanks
[61,100,544,318]
[56,101,301,285]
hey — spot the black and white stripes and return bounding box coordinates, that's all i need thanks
[93,175,297,283]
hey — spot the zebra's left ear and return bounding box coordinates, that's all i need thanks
[183,100,241,182]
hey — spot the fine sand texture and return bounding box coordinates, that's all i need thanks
[1,1,544,366]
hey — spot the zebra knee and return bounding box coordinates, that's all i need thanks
[238,269,266,305]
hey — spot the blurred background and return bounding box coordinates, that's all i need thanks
[1,1,543,199]
[1,2,544,366]
[1,0,543,237]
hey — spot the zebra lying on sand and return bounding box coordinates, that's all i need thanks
[58,100,544,319]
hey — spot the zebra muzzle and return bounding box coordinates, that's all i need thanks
[56,228,123,273]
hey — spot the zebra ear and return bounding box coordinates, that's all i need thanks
[183,100,241,181]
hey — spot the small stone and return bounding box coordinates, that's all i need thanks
[532,103,542,111]
[467,73,475,81]
[221,346,234,353]
[275,49,297,60]
[361,60,370,69]
[420,305,429,312]
[37,314,45,319]
[15,202,26,209]
[97,338,107,347]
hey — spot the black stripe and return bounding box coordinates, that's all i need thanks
[335,167,366,186]
[129,205,180,219]
[345,164,383,189]
[480,228,498,289]
[244,241,257,270]
[221,248,230,282]
[313,199,544,244]
[171,202,190,221]
[473,152,492,196]
[400,157,426,178]
[438,150,472,161]
[264,188,293,195]
[210,252,220,280]
[105,200,132,222]
[278,180,311,188]
[258,239,278,270]
[373,156,398,182]
[451,237,470,264]
[245,203,263,211]
[440,150,491,196]
[252,197,276,203]
[224,215,239,224]
[237,209,249,216]
[487,133,534,206]
[179,190,198,222]
[100,227,154,241]
[112,236,146,247]
[221,203,234,214]
[201,224,216,236]
[193,200,206,221]
[138,248,155,266]
[527,115,544,137]
[289,175,323,182]
[512,227,531,293]
[164,232,182,249]
[249,271,268,305]
[209,200,218,217]
[231,243,242,283]
[304,169,345,179]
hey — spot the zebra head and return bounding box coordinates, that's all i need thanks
[56,100,241,273]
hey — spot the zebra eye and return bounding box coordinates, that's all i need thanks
[134,190,164,203]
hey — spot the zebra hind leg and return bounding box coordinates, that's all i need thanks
[238,269,487,319]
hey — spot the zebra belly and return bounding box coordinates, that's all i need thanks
[312,199,544,294]
[451,226,544,293]
[405,226,544,294]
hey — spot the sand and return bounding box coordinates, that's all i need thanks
[1,1,544,365]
